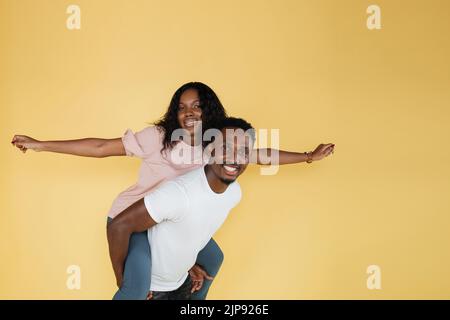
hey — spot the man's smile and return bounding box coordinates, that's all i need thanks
[222,164,240,177]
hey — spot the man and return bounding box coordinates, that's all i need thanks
[107,117,255,299]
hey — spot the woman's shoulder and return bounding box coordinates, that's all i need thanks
[135,125,165,146]
[121,125,165,157]
[140,124,164,137]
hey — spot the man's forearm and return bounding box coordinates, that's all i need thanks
[107,223,131,287]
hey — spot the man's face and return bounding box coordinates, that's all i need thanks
[209,127,253,185]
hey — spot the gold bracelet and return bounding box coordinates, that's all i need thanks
[306,151,313,163]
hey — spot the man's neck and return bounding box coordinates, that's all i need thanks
[204,166,228,194]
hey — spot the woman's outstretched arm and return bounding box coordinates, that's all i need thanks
[11,135,126,158]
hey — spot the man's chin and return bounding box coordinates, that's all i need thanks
[219,177,236,185]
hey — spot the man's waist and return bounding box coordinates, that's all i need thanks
[150,272,189,292]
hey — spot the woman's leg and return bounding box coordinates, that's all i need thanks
[107,217,152,300]
[191,238,224,300]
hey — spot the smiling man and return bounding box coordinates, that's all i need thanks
[107,117,254,299]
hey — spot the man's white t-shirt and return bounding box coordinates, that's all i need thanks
[143,166,242,292]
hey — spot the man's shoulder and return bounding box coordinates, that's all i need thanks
[167,167,204,193]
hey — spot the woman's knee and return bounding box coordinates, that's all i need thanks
[215,245,224,267]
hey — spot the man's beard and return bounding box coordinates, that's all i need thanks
[219,177,236,185]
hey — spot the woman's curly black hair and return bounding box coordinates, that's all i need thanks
[154,82,227,152]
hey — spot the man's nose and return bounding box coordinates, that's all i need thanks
[225,149,239,163]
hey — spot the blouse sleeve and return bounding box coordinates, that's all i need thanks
[121,126,162,158]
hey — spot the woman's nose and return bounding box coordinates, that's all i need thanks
[184,106,195,116]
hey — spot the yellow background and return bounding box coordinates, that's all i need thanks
[1,0,450,299]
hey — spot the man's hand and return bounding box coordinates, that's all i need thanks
[189,264,214,293]
[312,143,335,161]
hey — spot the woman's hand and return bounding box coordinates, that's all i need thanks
[311,143,335,161]
[11,135,42,153]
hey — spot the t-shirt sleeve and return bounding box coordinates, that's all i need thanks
[228,182,242,212]
[143,181,189,223]
[121,126,162,158]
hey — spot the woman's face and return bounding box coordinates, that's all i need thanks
[177,88,203,135]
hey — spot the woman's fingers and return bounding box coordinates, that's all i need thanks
[16,144,26,152]
[15,144,27,153]
[11,135,33,147]
[11,135,24,144]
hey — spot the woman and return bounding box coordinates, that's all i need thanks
[11,82,335,299]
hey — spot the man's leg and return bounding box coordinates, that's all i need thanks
[170,275,192,300]
[149,291,170,300]
[191,238,224,300]
[107,217,152,300]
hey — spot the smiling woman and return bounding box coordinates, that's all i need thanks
[154,82,228,151]
[177,89,202,130]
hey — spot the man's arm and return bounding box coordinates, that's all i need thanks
[254,144,335,165]
[255,149,308,165]
[107,198,157,287]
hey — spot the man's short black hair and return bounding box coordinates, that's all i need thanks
[216,117,255,142]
